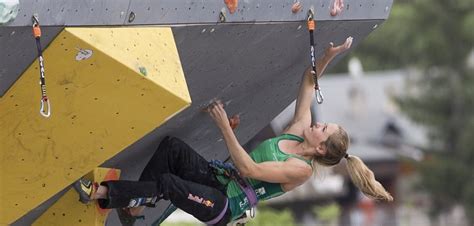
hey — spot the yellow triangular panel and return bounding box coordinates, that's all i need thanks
[0,27,191,224]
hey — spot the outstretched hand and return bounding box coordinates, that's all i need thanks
[207,100,231,130]
[325,36,353,58]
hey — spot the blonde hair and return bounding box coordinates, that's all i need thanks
[313,126,393,202]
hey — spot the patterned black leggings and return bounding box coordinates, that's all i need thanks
[99,136,231,225]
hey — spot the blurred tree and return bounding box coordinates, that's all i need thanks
[334,0,474,223]
[313,202,341,225]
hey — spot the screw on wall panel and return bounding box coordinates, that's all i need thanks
[128,11,135,22]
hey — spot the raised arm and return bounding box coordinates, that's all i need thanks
[288,37,353,131]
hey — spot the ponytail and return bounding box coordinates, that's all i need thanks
[345,154,393,201]
[315,125,393,202]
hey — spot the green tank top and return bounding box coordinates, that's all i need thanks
[225,134,312,220]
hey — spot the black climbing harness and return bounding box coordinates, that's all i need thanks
[209,160,258,218]
[32,15,51,118]
[307,9,324,104]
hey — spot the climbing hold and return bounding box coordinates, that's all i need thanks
[0,0,19,25]
[224,0,238,14]
[75,48,93,61]
[139,67,147,76]
[330,0,344,16]
[291,1,302,14]
[128,11,136,23]
[229,114,240,130]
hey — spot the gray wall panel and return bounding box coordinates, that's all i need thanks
[11,0,131,26]
[5,0,392,26]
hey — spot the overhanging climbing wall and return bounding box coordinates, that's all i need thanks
[1,0,394,225]
[0,27,191,224]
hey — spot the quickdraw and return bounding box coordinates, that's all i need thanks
[32,15,51,118]
[307,9,324,104]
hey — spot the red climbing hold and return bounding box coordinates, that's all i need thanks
[224,0,238,14]
[229,114,240,130]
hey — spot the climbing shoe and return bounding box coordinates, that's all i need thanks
[117,208,145,226]
[72,178,96,204]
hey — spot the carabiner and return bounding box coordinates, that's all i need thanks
[250,207,256,218]
[31,15,39,27]
[307,8,314,21]
[40,98,51,118]
[316,89,324,104]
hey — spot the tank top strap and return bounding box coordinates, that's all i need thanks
[278,134,313,168]
[279,133,304,142]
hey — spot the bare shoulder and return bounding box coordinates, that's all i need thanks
[285,158,313,178]
[281,159,313,191]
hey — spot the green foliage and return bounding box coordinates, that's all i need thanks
[246,205,296,226]
[340,0,474,223]
[332,0,474,72]
[350,3,417,70]
[313,202,341,222]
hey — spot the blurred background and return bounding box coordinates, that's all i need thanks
[162,0,474,225]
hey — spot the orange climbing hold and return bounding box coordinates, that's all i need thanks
[224,0,238,14]
[291,1,302,14]
[229,114,240,130]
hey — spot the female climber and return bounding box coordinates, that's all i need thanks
[73,36,393,226]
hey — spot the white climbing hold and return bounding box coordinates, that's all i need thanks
[75,48,93,61]
[0,0,19,25]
